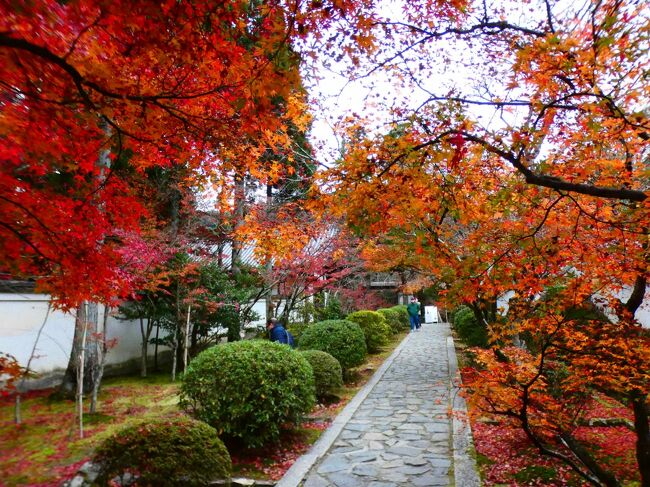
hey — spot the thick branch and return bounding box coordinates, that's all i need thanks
[460,132,648,202]
[626,274,647,314]
[0,34,234,105]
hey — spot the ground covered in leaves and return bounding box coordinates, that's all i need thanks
[462,374,639,486]
[0,333,406,486]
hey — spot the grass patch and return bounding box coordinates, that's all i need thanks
[0,373,179,486]
[83,412,113,425]
[513,465,557,483]
[1,333,408,485]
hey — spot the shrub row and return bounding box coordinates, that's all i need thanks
[346,310,391,353]
[299,319,367,370]
[453,305,489,347]
[93,305,404,483]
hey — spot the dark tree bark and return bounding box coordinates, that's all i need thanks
[632,394,650,487]
[59,302,99,397]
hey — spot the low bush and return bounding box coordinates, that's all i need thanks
[298,319,367,371]
[287,322,309,346]
[93,417,231,486]
[376,308,402,334]
[390,305,410,329]
[300,350,343,401]
[453,305,489,347]
[180,340,315,448]
[346,310,391,353]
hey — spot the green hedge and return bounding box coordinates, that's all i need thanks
[300,350,343,401]
[93,417,231,486]
[390,305,410,329]
[298,319,367,371]
[453,305,489,347]
[376,308,402,334]
[287,322,309,346]
[180,340,315,448]
[346,310,391,353]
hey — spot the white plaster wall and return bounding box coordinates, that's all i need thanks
[0,293,163,374]
[0,293,76,373]
[0,293,272,377]
[247,300,267,329]
[496,288,649,329]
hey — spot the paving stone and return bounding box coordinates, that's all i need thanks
[431,466,451,476]
[429,458,452,468]
[424,423,450,433]
[394,433,423,441]
[379,471,408,483]
[340,430,361,440]
[368,482,398,487]
[332,445,364,454]
[411,440,435,448]
[302,474,330,487]
[410,473,449,486]
[386,445,424,457]
[381,452,401,461]
[397,464,432,475]
[346,451,377,463]
[327,472,364,487]
[352,464,380,476]
[317,455,349,474]
[368,441,385,450]
[379,459,405,469]
[363,432,387,441]
[429,433,450,442]
[404,457,429,466]
[369,409,393,417]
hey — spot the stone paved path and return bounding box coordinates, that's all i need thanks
[295,322,467,487]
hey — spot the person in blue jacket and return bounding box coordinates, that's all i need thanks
[267,318,295,347]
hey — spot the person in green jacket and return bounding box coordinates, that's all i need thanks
[407,297,421,331]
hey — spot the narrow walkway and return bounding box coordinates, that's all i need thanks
[278,322,480,487]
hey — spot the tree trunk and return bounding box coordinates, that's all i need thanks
[231,172,245,276]
[561,433,621,487]
[632,394,650,487]
[60,302,99,398]
[90,305,109,414]
[191,320,199,356]
[227,313,241,343]
[139,317,148,378]
[171,329,178,382]
[183,305,191,372]
[154,323,160,372]
[265,182,274,322]
[76,303,91,438]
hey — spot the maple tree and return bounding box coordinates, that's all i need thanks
[313,0,649,485]
[0,0,331,308]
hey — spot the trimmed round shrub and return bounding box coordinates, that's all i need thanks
[298,319,367,371]
[93,417,231,486]
[390,305,411,329]
[346,310,391,353]
[376,308,402,334]
[453,305,488,347]
[300,350,343,401]
[180,340,315,448]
